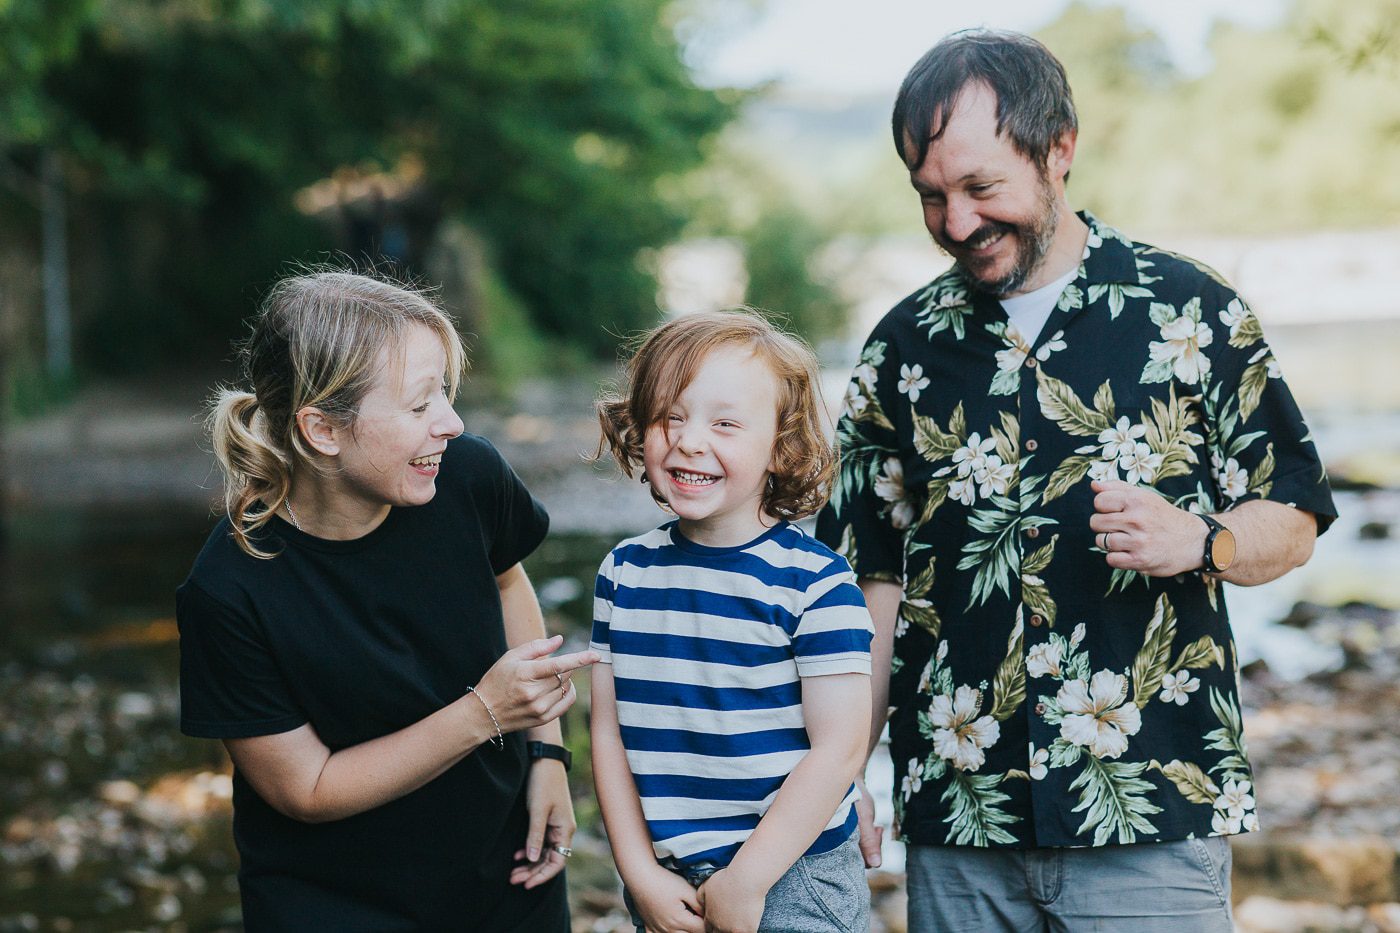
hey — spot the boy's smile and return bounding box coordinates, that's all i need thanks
[643,343,780,547]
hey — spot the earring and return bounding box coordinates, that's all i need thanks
[640,475,649,485]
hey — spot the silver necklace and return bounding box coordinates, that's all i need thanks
[285,501,303,530]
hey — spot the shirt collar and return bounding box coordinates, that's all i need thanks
[1078,210,1139,286]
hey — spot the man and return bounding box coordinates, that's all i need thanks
[816,29,1336,932]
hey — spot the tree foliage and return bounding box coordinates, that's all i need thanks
[0,0,734,367]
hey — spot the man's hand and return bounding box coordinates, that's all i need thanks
[1089,480,1207,577]
[696,868,767,933]
[629,865,705,933]
[854,775,884,869]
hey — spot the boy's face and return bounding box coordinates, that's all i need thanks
[642,343,780,548]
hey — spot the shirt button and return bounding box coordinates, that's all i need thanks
[1025,526,1040,540]
[1029,613,1044,627]
[1025,357,1037,369]
[1035,702,1047,716]
[1025,439,1039,452]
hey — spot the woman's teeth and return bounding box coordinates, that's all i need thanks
[409,454,441,467]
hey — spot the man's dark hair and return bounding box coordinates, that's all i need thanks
[892,29,1077,171]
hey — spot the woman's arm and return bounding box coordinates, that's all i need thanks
[496,562,583,887]
[697,672,871,932]
[226,634,594,824]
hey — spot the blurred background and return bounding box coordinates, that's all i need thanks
[2,0,1398,930]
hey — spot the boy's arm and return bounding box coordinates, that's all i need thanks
[591,662,704,932]
[698,672,871,931]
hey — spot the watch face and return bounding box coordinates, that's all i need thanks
[1211,527,1237,570]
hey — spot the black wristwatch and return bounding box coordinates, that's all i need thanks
[1198,514,1236,574]
[526,741,572,771]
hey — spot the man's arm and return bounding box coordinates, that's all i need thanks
[1089,479,1317,585]
[853,578,902,868]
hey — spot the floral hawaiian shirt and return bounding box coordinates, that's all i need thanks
[816,212,1337,848]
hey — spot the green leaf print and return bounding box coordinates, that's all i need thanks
[1070,757,1163,846]
[1143,385,1204,482]
[993,412,1020,468]
[1131,595,1178,708]
[901,558,941,637]
[1043,454,1094,504]
[1168,636,1225,673]
[1204,688,1250,779]
[957,497,1056,608]
[1238,361,1270,424]
[914,407,966,461]
[1022,535,1058,576]
[942,771,1020,846]
[1147,302,1177,328]
[1228,313,1264,349]
[1150,759,1220,805]
[1249,442,1276,499]
[1048,737,1083,768]
[1036,370,1112,437]
[989,621,1026,721]
[1089,283,1155,320]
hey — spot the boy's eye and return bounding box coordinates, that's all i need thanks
[715,420,739,429]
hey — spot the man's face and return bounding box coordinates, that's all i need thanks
[909,82,1068,297]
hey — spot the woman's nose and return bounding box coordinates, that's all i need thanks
[434,399,465,438]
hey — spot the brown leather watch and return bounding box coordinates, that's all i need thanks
[1199,514,1236,573]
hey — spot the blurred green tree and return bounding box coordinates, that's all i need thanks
[0,0,734,373]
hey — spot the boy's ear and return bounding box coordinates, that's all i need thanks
[296,407,340,457]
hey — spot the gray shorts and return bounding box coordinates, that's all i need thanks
[625,831,870,932]
[906,835,1234,933]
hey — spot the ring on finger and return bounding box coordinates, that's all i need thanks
[552,844,573,858]
[554,672,566,691]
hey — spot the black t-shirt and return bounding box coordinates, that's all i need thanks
[177,434,567,932]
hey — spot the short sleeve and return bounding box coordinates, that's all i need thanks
[816,328,908,581]
[177,581,307,739]
[485,443,551,573]
[1205,295,1337,534]
[589,552,616,664]
[792,560,874,677]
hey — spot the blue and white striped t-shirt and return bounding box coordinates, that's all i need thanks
[591,520,874,868]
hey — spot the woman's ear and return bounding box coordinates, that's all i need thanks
[295,407,340,457]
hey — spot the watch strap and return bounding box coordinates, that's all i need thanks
[526,741,572,771]
[1199,513,1226,573]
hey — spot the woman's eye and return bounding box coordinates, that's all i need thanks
[412,402,431,414]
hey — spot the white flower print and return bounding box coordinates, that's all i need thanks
[1119,441,1164,486]
[929,686,1001,772]
[1219,298,1249,339]
[1027,641,1063,679]
[949,475,976,507]
[995,324,1031,373]
[873,457,916,529]
[1070,623,1086,650]
[1028,744,1049,780]
[1148,314,1214,384]
[976,455,1016,498]
[1098,416,1147,461]
[1057,670,1143,760]
[1087,458,1119,484]
[1215,778,1255,819]
[918,659,935,695]
[1216,456,1249,500]
[898,363,931,403]
[1243,811,1260,832]
[952,432,997,478]
[894,614,910,639]
[842,380,867,418]
[936,640,949,662]
[1158,670,1200,705]
[1211,810,1241,835]
[1035,330,1067,361]
[901,758,924,801]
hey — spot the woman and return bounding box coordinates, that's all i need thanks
[178,271,595,930]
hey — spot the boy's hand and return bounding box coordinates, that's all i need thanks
[631,865,705,933]
[696,868,766,933]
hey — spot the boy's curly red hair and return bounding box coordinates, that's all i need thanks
[597,309,836,521]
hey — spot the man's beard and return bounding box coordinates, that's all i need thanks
[939,177,1059,297]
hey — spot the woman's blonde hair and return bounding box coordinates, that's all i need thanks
[597,309,835,521]
[207,270,466,558]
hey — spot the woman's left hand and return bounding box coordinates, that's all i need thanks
[509,758,576,888]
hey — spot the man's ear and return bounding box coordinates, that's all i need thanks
[295,407,340,457]
[1047,128,1078,186]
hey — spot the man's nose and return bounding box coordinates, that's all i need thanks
[943,197,981,243]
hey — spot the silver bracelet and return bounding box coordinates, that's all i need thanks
[465,686,504,748]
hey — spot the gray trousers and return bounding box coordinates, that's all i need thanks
[626,832,870,932]
[906,836,1234,932]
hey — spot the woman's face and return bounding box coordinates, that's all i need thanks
[331,323,464,514]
